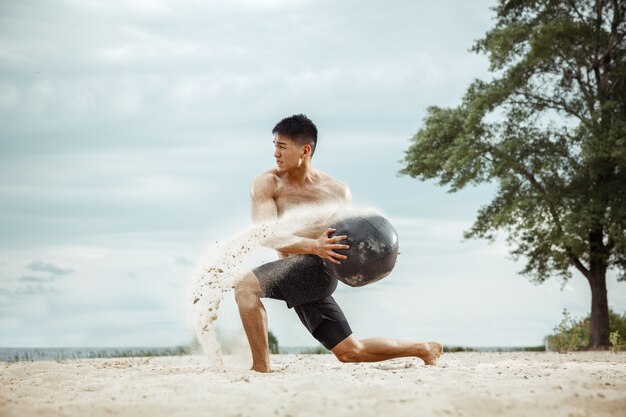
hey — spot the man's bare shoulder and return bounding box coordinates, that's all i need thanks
[316,170,351,200]
[315,170,344,186]
[250,169,278,198]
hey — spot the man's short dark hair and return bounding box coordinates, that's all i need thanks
[272,114,318,156]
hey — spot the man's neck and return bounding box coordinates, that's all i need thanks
[283,161,316,185]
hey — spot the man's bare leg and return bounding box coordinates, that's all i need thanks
[331,335,443,365]
[234,271,270,372]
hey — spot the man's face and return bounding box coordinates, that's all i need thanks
[273,134,308,171]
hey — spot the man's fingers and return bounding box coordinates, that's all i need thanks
[325,243,349,250]
[329,235,348,243]
[332,244,350,250]
[327,250,348,260]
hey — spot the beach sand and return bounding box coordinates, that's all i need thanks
[2,352,625,417]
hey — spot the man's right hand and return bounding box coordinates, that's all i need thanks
[312,228,350,265]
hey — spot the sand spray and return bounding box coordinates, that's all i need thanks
[187,224,268,368]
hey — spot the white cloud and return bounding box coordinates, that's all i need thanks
[27,260,74,276]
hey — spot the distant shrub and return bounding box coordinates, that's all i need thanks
[609,331,623,353]
[521,345,546,352]
[443,346,475,353]
[302,345,331,354]
[609,311,626,342]
[268,330,280,354]
[546,309,586,352]
[545,308,626,352]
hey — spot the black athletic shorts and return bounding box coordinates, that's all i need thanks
[252,255,353,350]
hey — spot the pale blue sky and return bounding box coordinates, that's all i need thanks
[1,0,624,348]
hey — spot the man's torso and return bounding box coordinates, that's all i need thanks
[272,170,347,216]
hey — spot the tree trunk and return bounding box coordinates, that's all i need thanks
[588,265,610,349]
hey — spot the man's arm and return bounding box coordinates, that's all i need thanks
[250,172,279,224]
[250,173,349,264]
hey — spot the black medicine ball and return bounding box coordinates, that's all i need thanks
[323,211,399,287]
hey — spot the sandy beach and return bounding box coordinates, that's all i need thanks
[1,352,625,417]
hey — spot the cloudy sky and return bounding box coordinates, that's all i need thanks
[1,0,624,349]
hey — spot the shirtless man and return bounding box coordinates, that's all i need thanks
[234,114,443,373]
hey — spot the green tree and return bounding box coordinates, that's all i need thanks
[400,0,626,348]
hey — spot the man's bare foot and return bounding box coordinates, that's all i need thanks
[251,364,271,373]
[421,342,443,366]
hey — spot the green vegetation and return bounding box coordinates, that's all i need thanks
[400,0,626,349]
[301,345,331,354]
[609,331,623,353]
[519,346,546,352]
[88,346,194,358]
[546,309,587,352]
[3,346,194,363]
[443,346,545,353]
[268,330,279,354]
[444,346,476,353]
[546,308,626,352]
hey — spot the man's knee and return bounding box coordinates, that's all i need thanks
[335,346,362,363]
[332,338,363,363]
[234,271,263,308]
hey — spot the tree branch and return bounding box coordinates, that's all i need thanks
[574,67,601,116]
[514,92,592,127]
[568,0,589,23]
[569,251,592,279]
[484,142,591,277]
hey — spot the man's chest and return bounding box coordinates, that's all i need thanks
[274,183,342,213]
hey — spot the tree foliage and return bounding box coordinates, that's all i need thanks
[400,0,626,347]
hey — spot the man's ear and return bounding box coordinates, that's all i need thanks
[303,144,312,157]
